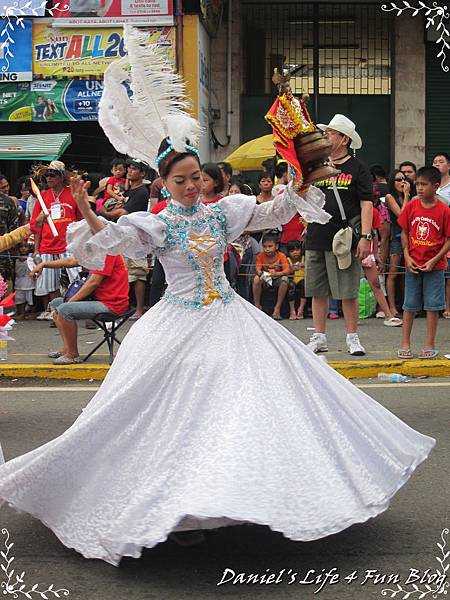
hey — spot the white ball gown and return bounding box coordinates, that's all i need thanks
[0,186,435,566]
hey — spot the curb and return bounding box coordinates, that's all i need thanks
[1,359,449,381]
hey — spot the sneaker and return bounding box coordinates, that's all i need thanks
[37,310,50,320]
[346,333,366,356]
[307,333,328,353]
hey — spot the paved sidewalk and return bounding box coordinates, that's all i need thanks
[0,315,449,380]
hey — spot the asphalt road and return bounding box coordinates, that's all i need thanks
[0,381,448,600]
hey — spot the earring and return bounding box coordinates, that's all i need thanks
[161,186,171,199]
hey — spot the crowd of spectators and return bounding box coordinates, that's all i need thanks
[0,139,449,362]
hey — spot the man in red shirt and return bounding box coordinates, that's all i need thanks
[30,254,129,364]
[397,166,450,359]
[30,161,82,319]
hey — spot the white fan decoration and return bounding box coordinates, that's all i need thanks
[98,24,202,168]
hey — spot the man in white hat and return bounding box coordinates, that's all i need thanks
[304,114,374,356]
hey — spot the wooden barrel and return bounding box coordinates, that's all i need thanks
[294,131,333,164]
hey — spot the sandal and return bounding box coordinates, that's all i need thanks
[272,314,283,321]
[397,348,414,359]
[384,317,403,327]
[419,348,439,359]
[443,312,450,319]
[48,350,63,359]
[53,355,83,365]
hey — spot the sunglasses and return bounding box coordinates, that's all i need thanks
[395,177,406,182]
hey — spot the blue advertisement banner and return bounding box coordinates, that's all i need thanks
[0,18,32,82]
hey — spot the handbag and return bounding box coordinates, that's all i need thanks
[331,181,362,251]
[63,270,91,302]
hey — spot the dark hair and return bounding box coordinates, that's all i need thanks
[287,240,302,253]
[229,175,253,195]
[0,173,7,181]
[274,161,288,179]
[262,233,279,246]
[111,158,126,168]
[217,161,233,178]
[432,152,450,163]
[259,172,274,183]
[157,138,200,178]
[416,166,441,185]
[399,161,417,173]
[370,164,387,180]
[201,162,225,194]
[388,169,407,200]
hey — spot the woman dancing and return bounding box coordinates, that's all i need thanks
[0,26,435,566]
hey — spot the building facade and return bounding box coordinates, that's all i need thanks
[0,0,448,181]
[209,0,449,172]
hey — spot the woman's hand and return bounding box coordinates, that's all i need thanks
[402,180,411,197]
[70,176,92,216]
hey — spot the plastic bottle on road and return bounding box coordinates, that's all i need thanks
[0,339,7,361]
[377,372,409,383]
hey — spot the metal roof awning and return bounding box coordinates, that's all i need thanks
[0,133,72,161]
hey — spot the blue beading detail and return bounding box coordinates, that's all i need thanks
[160,186,171,199]
[156,141,200,167]
[156,144,174,166]
[166,201,201,216]
[185,144,200,157]
[156,203,235,310]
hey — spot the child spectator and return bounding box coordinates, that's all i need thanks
[253,233,290,320]
[96,159,127,213]
[14,242,35,320]
[361,206,402,327]
[397,166,450,359]
[286,240,306,320]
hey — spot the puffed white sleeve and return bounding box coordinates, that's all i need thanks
[218,183,331,243]
[66,211,166,270]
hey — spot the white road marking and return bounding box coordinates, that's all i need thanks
[0,382,450,393]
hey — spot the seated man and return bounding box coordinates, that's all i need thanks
[252,233,290,320]
[30,254,129,364]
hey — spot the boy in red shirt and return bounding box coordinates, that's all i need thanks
[30,161,82,319]
[397,166,450,359]
[253,233,290,320]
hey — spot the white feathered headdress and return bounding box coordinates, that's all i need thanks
[98,25,202,169]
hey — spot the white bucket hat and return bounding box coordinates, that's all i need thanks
[332,226,353,270]
[317,114,362,150]
[47,160,66,175]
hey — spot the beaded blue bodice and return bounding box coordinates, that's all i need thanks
[155,200,235,310]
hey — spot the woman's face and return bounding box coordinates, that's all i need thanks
[229,183,241,195]
[164,156,203,206]
[201,172,216,195]
[432,155,450,176]
[394,172,406,194]
[259,177,273,192]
